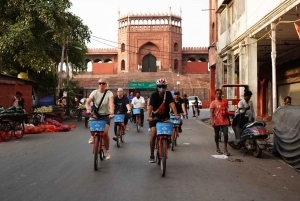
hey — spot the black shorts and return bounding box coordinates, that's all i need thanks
[149,118,169,128]
[90,114,111,126]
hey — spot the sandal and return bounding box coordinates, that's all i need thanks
[113,136,117,141]
[224,150,230,156]
[216,149,223,154]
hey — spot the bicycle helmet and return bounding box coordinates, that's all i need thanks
[156,78,168,86]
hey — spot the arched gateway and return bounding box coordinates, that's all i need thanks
[142,54,156,72]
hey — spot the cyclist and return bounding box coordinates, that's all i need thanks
[85,78,114,160]
[127,91,135,122]
[171,91,187,133]
[131,91,146,127]
[113,88,131,141]
[147,78,179,163]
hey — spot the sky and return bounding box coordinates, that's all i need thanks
[69,0,209,49]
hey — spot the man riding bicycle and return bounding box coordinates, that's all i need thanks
[131,91,146,127]
[113,88,131,141]
[147,78,179,163]
[85,78,114,160]
[171,91,187,133]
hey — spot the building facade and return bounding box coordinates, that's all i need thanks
[75,9,210,106]
[211,0,300,119]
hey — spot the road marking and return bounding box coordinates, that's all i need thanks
[183,143,190,145]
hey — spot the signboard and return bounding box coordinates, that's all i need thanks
[129,82,156,89]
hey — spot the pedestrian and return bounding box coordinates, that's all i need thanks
[85,78,114,160]
[210,89,231,156]
[283,96,292,105]
[192,97,200,118]
[182,94,189,119]
[13,91,25,109]
[147,78,179,162]
[238,90,254,122]
[131,91,146,127]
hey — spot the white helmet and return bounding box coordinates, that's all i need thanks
[156,78,168,86]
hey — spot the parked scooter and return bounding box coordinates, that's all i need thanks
[229,108,269,158]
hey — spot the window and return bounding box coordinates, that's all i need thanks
[121,60,125,70]
[121,43,125,52]
[174,59,178,71]
[187,58,196,62]
[104,59,112,63]
[212,22,215,43]
[174,42,179,52]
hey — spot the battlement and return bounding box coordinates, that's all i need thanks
[87,48,118,54]
[182,47,208,53]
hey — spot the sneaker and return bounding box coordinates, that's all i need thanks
[106,151,111,160]
[178,126,182,133]
[224,150,230,156]
[125,125,129,131]
[148,128,151,132]
[149,154,155,163]
[88,136,94,144]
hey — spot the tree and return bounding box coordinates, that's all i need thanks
[0,0,91,86]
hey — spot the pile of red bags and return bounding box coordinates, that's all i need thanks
[24,118,76,134]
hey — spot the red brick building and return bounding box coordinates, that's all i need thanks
[74,10,210,106]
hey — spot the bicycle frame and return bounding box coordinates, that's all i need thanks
[157,135,169,159]
[92,131,105,154]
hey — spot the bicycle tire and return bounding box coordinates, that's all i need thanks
[171,128,176,151]
[77,110,82,122]
[161,139,167,177]
[117,125,121,147]
[99,135,105,160]
[129,113,133,122]
[0,122,13,141]
[156,152,160,165]
[14,121,24,139]
[94,135,100,171]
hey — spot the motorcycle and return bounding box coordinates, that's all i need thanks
[229,108,269,158]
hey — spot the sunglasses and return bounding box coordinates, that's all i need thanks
[98,82,107,85]
[157,85,166,89]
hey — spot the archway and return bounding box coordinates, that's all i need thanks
[142,54,157,72]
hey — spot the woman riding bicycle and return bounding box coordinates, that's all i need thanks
[147,78,179,163]
[85,78,114,160]
[171,91,187,133]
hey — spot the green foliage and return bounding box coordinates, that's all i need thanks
[0,0,91,86]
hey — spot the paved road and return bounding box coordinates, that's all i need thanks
[0,109,299,201]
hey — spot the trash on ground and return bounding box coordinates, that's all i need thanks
[211,155,228,159]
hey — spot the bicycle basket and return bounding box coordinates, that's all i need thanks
[89,120,106,132]
[132,108,141,115]
[170,114,181,124]
[156,122,173,135]
[114,114,125,122]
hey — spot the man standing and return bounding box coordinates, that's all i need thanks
[113,88,131,141]
[210,89,231,156]
[238,90,254,122]
[182,94,189,119]
[131,91,146,126]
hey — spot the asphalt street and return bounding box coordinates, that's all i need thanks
[0,109,299,201]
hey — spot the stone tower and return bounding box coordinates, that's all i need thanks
[117,8,182,73]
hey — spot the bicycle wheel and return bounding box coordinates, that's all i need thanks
[99,136,105,160]
[33,114,42,126]
[156,140,160,165]
[171,133,175,152]
[116,125,121,147]
[77,110,82,122]
[136,116,140,132]
[14,121,24,139]
[160,139,167,177]
[0,122,13,141]
[94,135,100,171]
[129,113,133,122]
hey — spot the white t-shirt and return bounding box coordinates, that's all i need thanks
[238,99,254,121]
[89,90,113,115]
[131,96,145,108]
